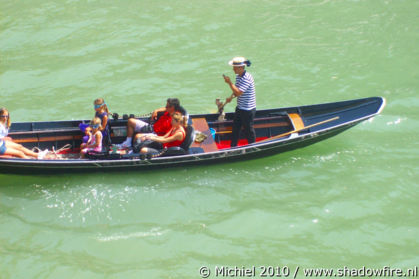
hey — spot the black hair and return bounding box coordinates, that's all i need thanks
[177,105,186,115]
[167,98,180,111]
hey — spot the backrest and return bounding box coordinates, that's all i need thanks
[180,125,194,151]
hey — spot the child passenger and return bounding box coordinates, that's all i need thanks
[79,98,110,145]
[93,98,110,136]
[80,117,103,157]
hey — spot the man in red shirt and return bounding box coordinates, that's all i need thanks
[118,98,183,148]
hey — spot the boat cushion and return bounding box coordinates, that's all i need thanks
[161,147,187,157]
[85,151,121,160]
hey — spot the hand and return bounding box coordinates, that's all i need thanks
[151,110,158,120]
[226,96,233,103]
[223,75,231,84]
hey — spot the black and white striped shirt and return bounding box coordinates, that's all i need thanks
[235,71,256,110]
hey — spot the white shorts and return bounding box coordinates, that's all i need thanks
[134,119,149,132]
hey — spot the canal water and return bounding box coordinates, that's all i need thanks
[0,0,418,278]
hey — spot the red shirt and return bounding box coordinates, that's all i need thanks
[163,127,185,148]
[153,111,172,136]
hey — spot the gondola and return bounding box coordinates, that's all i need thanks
[0,97,385,174]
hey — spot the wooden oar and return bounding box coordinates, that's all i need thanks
[215,98,229,113]
[216,93,234,121]
[258,116,340,143]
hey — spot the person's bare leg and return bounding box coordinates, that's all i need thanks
[120,119,148,148]
[6,141,38,158]
[126,118,137,138]
[4,147,30,159]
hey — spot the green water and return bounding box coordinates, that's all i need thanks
[1,0,418,278]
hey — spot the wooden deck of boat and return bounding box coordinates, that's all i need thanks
[191,118,218,153]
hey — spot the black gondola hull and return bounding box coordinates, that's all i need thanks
[0,97,385,174]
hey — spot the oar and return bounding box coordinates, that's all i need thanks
[258,116,340,143]
[215,97,233,121]
[216,97,233,112]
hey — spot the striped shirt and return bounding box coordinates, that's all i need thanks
[235,71,256,110]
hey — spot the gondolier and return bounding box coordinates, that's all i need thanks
[223,56,256,147]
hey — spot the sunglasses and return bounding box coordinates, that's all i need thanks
[0,115,9,118]
[90,124,100,129]
[94,104,104,109]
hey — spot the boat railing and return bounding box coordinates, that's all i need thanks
[9,127,81,136]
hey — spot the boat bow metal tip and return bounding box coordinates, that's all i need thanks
[377,97,387,115]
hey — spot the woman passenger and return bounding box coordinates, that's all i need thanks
[0,108,48,159]
[137,112,186,154]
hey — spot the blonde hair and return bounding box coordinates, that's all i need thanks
[172,111,188,127]
[90,117,102,129]
[0,108,10,129]
[94,98,110,114]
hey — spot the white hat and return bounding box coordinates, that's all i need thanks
[228,57,251,67]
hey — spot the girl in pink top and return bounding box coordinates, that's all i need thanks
[80,117,103,157]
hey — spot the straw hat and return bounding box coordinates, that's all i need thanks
[228,57,251,67]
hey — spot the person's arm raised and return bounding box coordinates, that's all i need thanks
[223,75,243,97]
[151,107,166,120]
